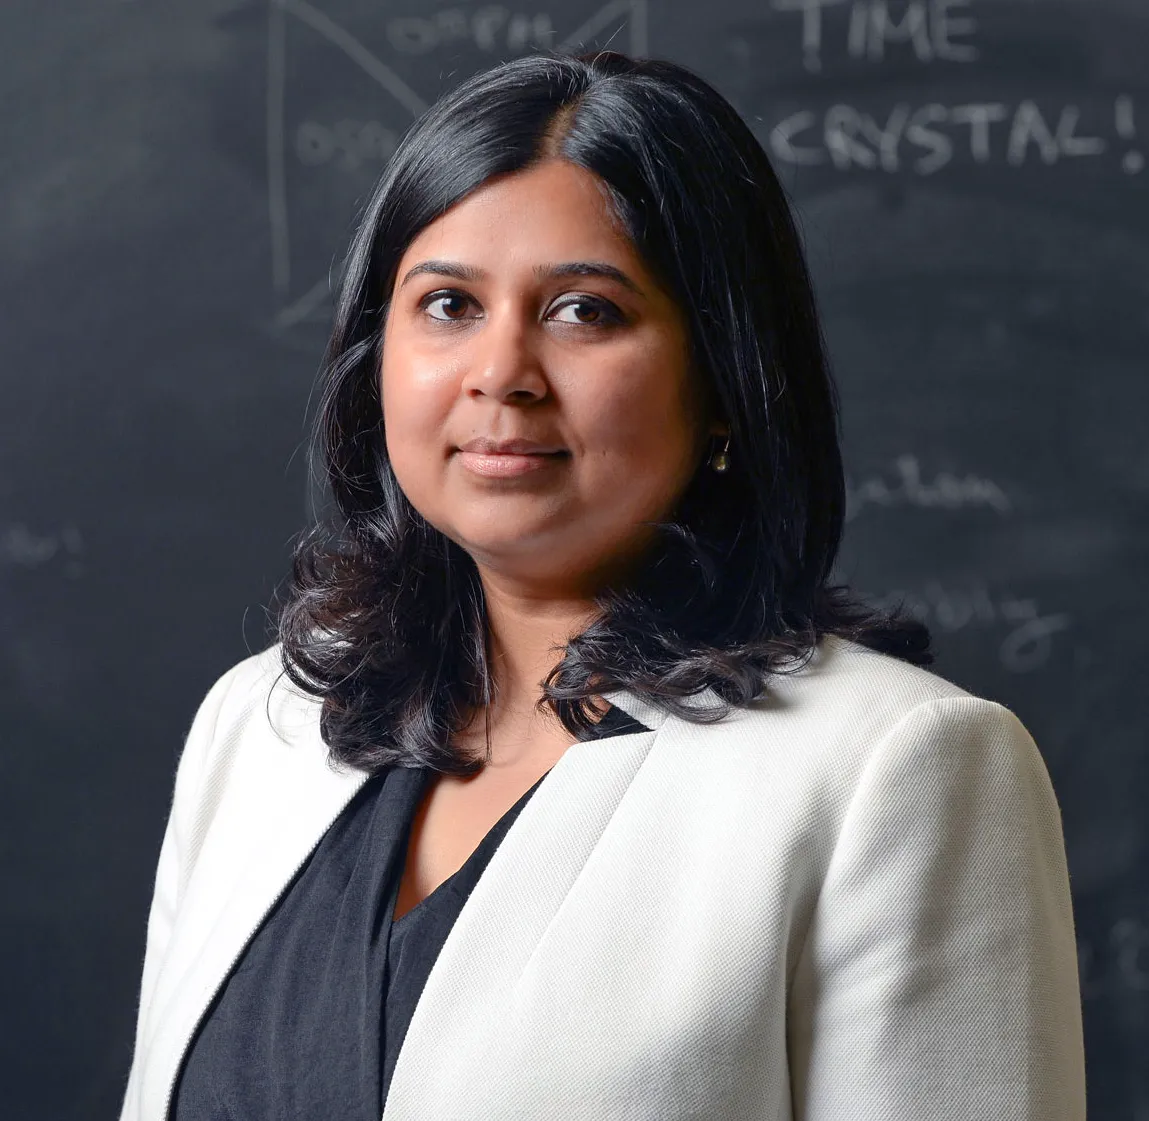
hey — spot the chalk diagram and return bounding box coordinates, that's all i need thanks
[265,0,649,334]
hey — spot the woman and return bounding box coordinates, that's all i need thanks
[119,49,1085,1121]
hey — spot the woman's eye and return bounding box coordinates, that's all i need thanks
[423,292,473,321]
[550,297,622,326]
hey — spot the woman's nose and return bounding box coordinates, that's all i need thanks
[459,308,550,402]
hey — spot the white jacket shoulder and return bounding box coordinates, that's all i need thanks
[161,643,325,894]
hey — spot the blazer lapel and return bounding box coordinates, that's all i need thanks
[139,682,676,1121]
[138,690,372,1121]
[382,686,670,1120]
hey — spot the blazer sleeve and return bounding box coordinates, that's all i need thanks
[118,657,250,1116]
[786,695,1086,1121]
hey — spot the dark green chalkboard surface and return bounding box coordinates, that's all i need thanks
[1,1,1145,1116]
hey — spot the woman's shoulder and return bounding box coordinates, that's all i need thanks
[179,643,315,756]
[191,640,326,729]
[170,643,332,809]
[719,632,984,735]
[786,632,978,712]
[697,633,1037,798]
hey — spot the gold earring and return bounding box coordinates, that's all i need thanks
[710,435,730,473]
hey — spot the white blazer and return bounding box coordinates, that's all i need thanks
[118,634,1086,1121]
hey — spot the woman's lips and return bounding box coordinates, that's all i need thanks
[456,450,569,478]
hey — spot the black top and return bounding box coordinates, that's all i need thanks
[171,703,650,1121]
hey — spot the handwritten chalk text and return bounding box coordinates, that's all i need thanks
[387,7,554,54]
[771,0,979,72]
[1,522,85,577]
[768,99,1134,173]
[295,119,399,171]
[846,455,1011,521]
[863,580,1070,672]
[1079,917,1149,1000]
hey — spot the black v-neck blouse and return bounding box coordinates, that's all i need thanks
[171,703,650,1121]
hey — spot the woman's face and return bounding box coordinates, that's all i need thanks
[380,159,721,596]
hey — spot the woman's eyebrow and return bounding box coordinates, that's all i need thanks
[397,259,645,297]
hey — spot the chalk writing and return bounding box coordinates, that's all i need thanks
[863,580,1070,672]
[294,119,399,171]
[387,7,555,54]
[845,454,1011,520]
[1115,94,1145,175]
[1079,917,1149,1000]
[768,98,1141,174]
[1,523,85,577]
[771,0,979,72]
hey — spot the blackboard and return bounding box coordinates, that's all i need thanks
[1,1,1145,1116]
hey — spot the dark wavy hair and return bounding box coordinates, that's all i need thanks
[275,48,932,777]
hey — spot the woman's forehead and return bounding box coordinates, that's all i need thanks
[401,163,634,261]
